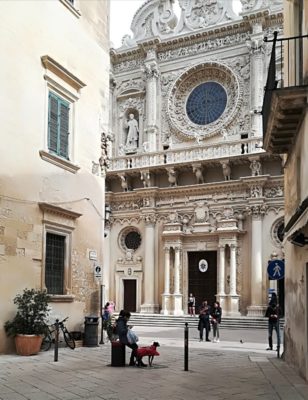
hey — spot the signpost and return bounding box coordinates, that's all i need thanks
[267,259,285,280]
[267,259,285,359]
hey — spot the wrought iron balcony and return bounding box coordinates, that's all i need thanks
[262,32,308,154]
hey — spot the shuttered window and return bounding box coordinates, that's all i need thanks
[48,92,70,159]
[45,233,65,295]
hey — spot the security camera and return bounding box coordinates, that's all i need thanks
[289,232,308,247]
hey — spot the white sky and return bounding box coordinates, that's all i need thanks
[110,0,242,49]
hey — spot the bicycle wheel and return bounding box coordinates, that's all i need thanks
[63,328,75,349]
[41,333,52,351]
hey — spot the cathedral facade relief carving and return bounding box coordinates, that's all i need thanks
[107,0,284,317]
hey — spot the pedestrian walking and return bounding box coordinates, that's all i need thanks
[265,301,280,351]
[198,300,211,342]
[211,302,222,342]
[188,293,196,316]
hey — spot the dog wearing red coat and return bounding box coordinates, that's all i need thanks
[136,342,160,367]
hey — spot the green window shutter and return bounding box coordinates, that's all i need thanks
[59,101,69,159]
[48,93,59,153]
[48,92,70,159]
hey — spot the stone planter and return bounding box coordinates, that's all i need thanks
[15,334,43,356]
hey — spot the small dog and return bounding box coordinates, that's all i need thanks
[136,342,160,367]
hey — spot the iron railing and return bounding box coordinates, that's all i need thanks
[262,32,308,137]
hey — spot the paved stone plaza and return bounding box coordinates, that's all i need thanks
[1,327,308,400]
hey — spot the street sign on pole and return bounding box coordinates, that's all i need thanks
[267,259,285,280]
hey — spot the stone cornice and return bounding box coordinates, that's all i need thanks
[110,12,283,65]
[41,55,86,91]
[38,203,82,220]
[107,175,283,205]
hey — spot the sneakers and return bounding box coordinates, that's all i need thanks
[216,339,220,343]
[266,347,273,351]
[206,339,211,342]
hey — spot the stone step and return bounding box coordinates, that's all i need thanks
[117,314,284,330]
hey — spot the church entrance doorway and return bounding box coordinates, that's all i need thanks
[123,279,136,312]
[188,251,217,312]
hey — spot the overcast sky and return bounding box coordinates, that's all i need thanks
[110,0,242,49]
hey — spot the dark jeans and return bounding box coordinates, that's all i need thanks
[126,342,138,363]
[268,321,280,347]
[199,320,210,340]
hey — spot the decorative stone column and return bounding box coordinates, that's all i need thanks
[144,49,159,152]
[247,26,264,137]
[161,246,171,315]
[216,244,227,311]
[229,244,240,316]
[173,246,183,315]
[141,215,158,313]
[247,207,265,316]
[103,222,111,303]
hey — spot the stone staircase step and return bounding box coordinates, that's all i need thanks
[114,314,284,330]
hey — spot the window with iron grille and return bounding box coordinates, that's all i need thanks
[45,232,65,295]
[48,92,70,159]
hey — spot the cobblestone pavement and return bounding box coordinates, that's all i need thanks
[0,327,308,400]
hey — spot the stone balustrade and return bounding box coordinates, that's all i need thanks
[109,138,263,172]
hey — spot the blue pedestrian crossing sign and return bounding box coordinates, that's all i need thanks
[267,259,285,280]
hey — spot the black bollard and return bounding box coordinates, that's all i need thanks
[54,319,59,362]
[184,322,189,371]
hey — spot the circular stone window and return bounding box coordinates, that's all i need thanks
[186,82,227,125]
[271,218,284,246]
[120,228,142,252]
[167,61,242,140]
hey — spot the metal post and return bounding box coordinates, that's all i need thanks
[100,284,104,344]
[184,322,188,371]
[54,319,59,362]
[277,291,280,359]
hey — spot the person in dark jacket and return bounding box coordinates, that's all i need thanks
[198,301,211,342]
[265,301,280,350]
[116,310,146,367]
[211,302,222,342]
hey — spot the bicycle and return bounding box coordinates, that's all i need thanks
[41,317,75,351]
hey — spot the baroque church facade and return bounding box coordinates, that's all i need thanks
[105,0,284,317]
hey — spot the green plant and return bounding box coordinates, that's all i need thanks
[4,289,50,337]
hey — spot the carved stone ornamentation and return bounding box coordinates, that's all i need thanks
[167,62,243,141]
[221,161,231,181]
[140,170,152,188]
[177,0,237,34]
[194,202,209,223]
[249,159,262,176]
[166,167,177,187]
[192,164,204,184]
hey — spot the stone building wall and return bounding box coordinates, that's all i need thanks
[0,0,110,353]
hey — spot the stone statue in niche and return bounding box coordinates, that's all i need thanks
[119,174,129,192]
[193,164,204,184]
[221,161,231,181]
[140,170,151,188]
[124,113,139,151]
[194,202,209,223]
[250,159,262,176]
[167,168,177,187]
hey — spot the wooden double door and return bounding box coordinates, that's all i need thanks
[123,279,136,312]
[188,251,217,312]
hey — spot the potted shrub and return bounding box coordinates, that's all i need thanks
[4,288,50,356]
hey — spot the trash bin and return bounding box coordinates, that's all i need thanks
[84,316,99,347]
[111,341,126,366]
